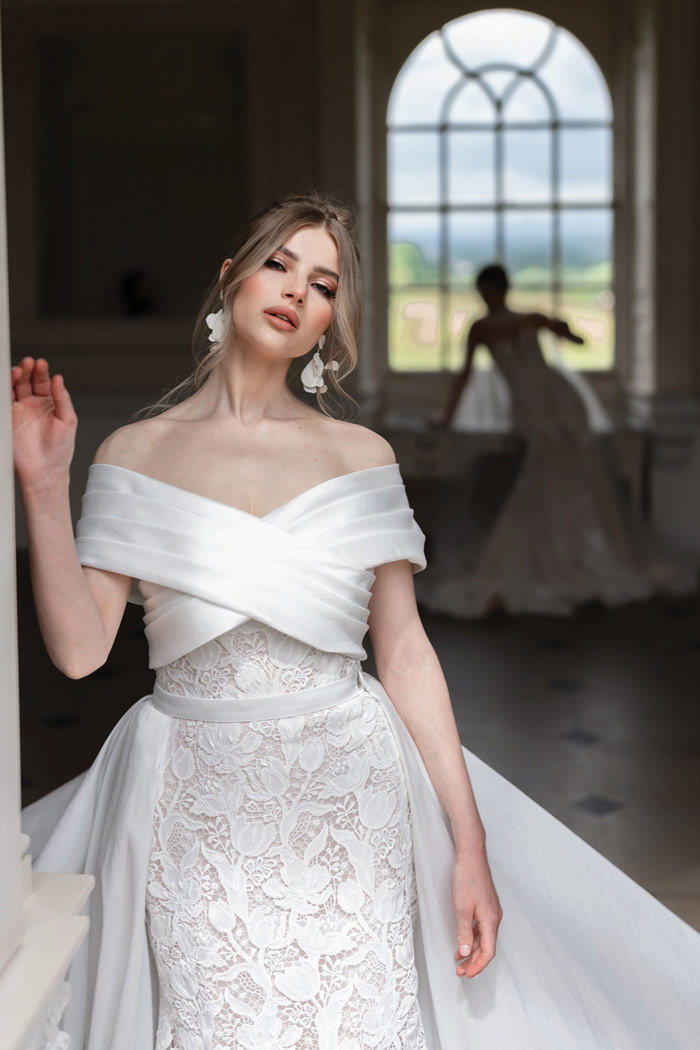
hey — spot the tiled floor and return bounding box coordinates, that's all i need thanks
[17,553,700,931]
[421,597,700,931]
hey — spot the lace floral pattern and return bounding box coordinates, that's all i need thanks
[155,619,359,700]
[147,623,427,1050]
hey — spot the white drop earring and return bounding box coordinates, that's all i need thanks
[205,295,226,344]
[301,333,335,394]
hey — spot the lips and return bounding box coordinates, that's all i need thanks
[264,306,298,330]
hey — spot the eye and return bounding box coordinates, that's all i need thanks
[313,282,336,300]
[264,258,285,271]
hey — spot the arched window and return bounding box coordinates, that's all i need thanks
[387,10,613,372]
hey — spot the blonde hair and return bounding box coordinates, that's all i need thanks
[142,194,361,419]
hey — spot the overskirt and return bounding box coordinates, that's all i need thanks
[22,671,700,1050]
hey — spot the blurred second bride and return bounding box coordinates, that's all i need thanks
[421,264,695,617]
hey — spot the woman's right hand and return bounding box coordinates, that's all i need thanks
[11,357,78,489]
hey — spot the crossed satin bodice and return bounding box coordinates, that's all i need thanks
[75,463,427,667]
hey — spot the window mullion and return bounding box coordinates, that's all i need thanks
[552,115,561,316]
[439,116,449,369]
[495,104,505,262]
[386,13,614,373]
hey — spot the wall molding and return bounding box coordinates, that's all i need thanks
[626,391,700,466]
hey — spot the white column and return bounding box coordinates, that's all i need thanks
[0,13,94,1048]
[0,1,24,980]
[624,0,700,549]
[625,0,657,400]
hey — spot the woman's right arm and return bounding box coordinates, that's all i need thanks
[532,313,584,345]
[12,357,131,679]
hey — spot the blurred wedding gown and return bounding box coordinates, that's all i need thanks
[21,463,700,1049]
[419,330,696,617]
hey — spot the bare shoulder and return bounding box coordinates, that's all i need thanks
[316,418,397,472]
[93,416,170,470]
[467,316,487,346]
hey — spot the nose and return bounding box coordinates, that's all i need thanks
[281,275,304,304]
[282,278,305,305]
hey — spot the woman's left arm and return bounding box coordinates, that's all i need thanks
[368,558,503,978]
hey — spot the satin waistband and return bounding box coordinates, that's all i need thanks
[149,671,366,722]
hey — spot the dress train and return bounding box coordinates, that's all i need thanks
[420,333,696,617]
[21,461,700,1048]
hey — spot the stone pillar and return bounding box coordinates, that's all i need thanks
[0,1,24,981]
[0,14,94,1046]
[626,0,700,459]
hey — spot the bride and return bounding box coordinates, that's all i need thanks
[422,264,696,618]
[14,197,700,1049]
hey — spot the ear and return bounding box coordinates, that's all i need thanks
[219,258,232,284]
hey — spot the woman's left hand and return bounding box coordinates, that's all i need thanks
[451,846,503,978]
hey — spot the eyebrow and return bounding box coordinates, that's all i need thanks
[278,246,339,282]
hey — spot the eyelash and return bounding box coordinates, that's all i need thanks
[264,258,336,300]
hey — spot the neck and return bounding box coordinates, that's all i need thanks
[193,336,302,424]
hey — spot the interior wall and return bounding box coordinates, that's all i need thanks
[3,0,700,552]
[628,0,700,553]
[2,0,359,553]
[1,0,358,400]
[652,0,699,399]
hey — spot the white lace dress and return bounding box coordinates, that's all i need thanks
[147,621,426,1050]
[420,329,696,617]
[22,463,700,1050]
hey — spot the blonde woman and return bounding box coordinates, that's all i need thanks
[15,196,700,1049]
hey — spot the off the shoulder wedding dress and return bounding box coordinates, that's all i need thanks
[420,329,695,617]
[22,462,700,1049]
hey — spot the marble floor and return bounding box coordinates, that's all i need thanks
[16,553,700,931]
[419,597,700,932]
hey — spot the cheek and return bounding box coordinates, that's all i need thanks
[231,271,271,327]
[312,297,335,332]
[236,271,267,307]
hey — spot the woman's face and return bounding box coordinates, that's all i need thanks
[229,225,339,362]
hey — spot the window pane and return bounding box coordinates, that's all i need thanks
[503,78,553,124]
[388,212,440,286]
[503,130,551,203]
[446,287,486,370]
[447,130,495,203]
[388,32,462,126]
[388,131,440,205]
[560,209,612,282]
[442,10,554,70]
[508,286,554,314]
[388,286,442,371]
[448,79,496,125]
[387,9,615,374]
[539,28,611,120]
[559,128,612,204]
[556,287,614,370]
[504,210,553,282]
[448,211,497,282]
